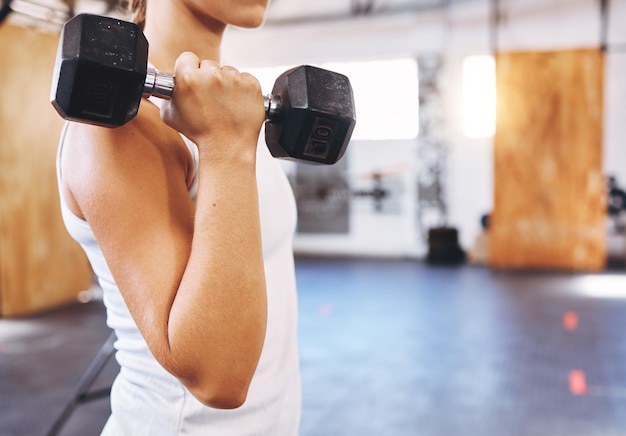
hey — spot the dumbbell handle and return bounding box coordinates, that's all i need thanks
[144,68,283,121]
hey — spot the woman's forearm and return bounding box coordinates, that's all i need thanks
[166,153,267,409]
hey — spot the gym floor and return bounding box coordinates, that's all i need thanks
[2,257,626,436]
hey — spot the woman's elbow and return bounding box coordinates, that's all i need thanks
[186,376,252,409]
[203,391,249,410]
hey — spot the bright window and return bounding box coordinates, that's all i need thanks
[462,55,496,138]
[246,58,419,141]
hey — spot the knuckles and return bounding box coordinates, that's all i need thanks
[173,53,261,97]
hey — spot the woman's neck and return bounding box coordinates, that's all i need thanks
[143,2,226,73]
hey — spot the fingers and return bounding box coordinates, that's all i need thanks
[174,52,257,86]
[174,54,255,90]
[200,59,223,70]
[174,53,237,82]
[176,53,240,75]
[174,51,202,74]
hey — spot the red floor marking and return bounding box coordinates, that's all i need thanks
[563,311,579,331]
[569,370,588,395]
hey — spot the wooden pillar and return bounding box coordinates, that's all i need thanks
[0,24,93,317]
[490,49,606,270]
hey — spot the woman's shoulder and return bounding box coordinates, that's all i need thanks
[67,99,183,152]
[64,99,192,175]
[60,98,193,218]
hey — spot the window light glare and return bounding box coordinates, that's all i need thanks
[322,59,419,141]
[245,58,419,141]
[462,55,496,138]
[572,274,626,299]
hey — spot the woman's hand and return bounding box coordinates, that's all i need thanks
[160,52,266,161]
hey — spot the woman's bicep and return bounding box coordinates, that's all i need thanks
[66,123,195,362]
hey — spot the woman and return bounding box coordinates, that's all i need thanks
[56,0,302,434]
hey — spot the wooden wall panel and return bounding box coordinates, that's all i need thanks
[491,49,606,270]
[0,24,93,317]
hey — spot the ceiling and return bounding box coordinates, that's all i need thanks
[265,0,447,25]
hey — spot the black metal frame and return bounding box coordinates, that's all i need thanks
[46,332,116,436]
[0,0,12,24]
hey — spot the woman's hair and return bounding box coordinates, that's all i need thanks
[119,0,146,30]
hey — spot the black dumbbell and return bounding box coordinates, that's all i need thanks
[50,14,356,165]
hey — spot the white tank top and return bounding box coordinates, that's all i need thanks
[56,121,301,435]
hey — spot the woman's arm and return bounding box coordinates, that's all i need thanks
[61,53,268,409]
